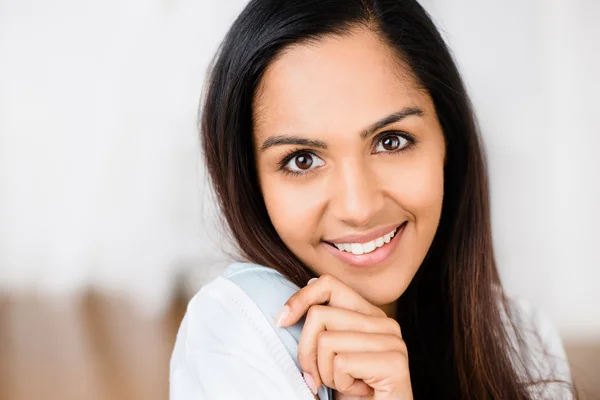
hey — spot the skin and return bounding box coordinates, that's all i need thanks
[253,28,446,399]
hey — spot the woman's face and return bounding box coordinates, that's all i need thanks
[253,29,446,307]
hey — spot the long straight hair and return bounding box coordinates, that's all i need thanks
[200,0,574,398]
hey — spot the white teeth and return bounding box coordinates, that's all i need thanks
[363,240,376,253]
[332,226,400,255]
[351,243,364,255]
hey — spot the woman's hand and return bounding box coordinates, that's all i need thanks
[275,274,413,400]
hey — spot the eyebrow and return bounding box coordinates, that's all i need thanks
[359,107,424,139]
[259,107,424,152]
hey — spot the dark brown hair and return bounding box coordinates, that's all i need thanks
[200,0,576,398]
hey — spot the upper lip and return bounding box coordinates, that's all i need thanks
[324,222,405,244]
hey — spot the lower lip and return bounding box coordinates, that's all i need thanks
[322,222,407,268]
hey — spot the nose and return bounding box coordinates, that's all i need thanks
[330,159,385,227]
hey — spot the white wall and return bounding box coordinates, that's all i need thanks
[423,0,600,340]
[1,0,598,337]
[0,0,248,315]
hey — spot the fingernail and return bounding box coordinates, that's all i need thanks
[275,305,290,327]
[307,277,318,285]
[302,371,318,395]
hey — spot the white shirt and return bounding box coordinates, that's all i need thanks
[170,263,573,399]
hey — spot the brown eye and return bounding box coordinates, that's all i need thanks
[283,151,325,175]
[382,136,400,151]
[375,133,409,153]
[295,153,313,169]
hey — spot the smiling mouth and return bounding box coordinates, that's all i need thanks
[323,222,407,256]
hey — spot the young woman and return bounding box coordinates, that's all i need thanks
[170,0,576,398]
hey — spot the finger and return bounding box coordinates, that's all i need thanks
[333,351,411,397]
[332,378,373,398]
[316,331,406,389]
[298,305,402,388]
[277,274,385,327]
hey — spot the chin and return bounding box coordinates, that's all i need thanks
[352,271,413,305]
[362,290,402,307]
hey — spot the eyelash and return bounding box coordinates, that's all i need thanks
[278,131,416,177]
[278,149,315,177]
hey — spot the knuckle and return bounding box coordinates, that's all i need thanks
[396,338,408,353]
[333,353,348,370]
[306,304,324,320]
[317,330,333,350]
[319,274,336,286]
[391,349,409,367]
[387,318,402,336]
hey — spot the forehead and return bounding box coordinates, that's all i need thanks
[253,28,430,136]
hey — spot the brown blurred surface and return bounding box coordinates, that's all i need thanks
[565,342,600,399]
[0,293,185,400]
[0,294,598,400]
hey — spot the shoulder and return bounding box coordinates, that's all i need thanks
[502,296,574,397]
[222,262,302,327]
[171,262,298,361]
[170,274,268,375]
[169,262,314,400]
[175,262,306,364]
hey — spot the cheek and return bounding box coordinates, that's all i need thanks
[382,151,445,229]
[260,174,326,249]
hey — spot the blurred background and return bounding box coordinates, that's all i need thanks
[0,0,598,399]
